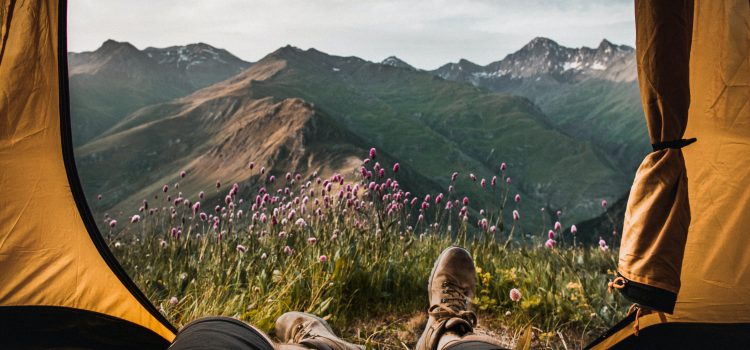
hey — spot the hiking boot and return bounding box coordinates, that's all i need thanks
[274,311,364,350]
[416,247,507,350]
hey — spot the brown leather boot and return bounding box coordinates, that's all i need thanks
[415,247,508,350]
[274,311,364,350]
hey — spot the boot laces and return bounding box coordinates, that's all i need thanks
[292,322,314,343]
[293,322,347,350]
[428,281,477,327]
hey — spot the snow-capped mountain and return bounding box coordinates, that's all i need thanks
[381,56,415,70]
[431,37,646,173]
[143,43,251,87]
[432,37,636,87]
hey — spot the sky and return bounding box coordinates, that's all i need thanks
[68,0,635,70]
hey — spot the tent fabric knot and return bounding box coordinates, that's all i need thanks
[607,276,628,293]
[626,304,668,337]
[628,304,643,336]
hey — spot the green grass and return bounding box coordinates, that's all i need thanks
[108,170,627,349]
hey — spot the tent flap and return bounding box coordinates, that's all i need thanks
[616,0,694,313]
[0,0,175,347]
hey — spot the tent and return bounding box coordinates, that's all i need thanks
[0,0,748,349]
[0,0,175,348]
[587,0,750,348]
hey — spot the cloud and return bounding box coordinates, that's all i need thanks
[68,0,634,69]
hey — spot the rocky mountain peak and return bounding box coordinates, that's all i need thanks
[381,56,414,70]
[521,37,561,52]
[96,39,140,56]
[432,37,636,84]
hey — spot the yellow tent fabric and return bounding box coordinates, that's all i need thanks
[616,0,694,312]
[0,0,175,347]
[589,0,750,348]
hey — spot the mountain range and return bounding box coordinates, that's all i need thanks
[70,38,644,231]
[428,37,646,171]
[68,40,251,145]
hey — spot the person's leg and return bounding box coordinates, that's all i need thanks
[170,316,307,350]
[436,331,507,350]
[416,247,508,350]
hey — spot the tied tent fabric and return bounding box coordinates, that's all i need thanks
[616,0,694,313]
[588,0,750,348]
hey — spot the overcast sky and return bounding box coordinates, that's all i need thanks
[68,0,635,70]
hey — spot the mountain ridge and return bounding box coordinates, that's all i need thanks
[68,39,251,145]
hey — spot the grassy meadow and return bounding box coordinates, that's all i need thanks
[104,149,626,349]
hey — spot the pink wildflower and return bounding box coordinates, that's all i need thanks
[319,255,328,263]
[509,288,522,302]
[369,147,377,159]
[545,239,556,248]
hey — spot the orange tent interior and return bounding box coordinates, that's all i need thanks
[1,0,748,349]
